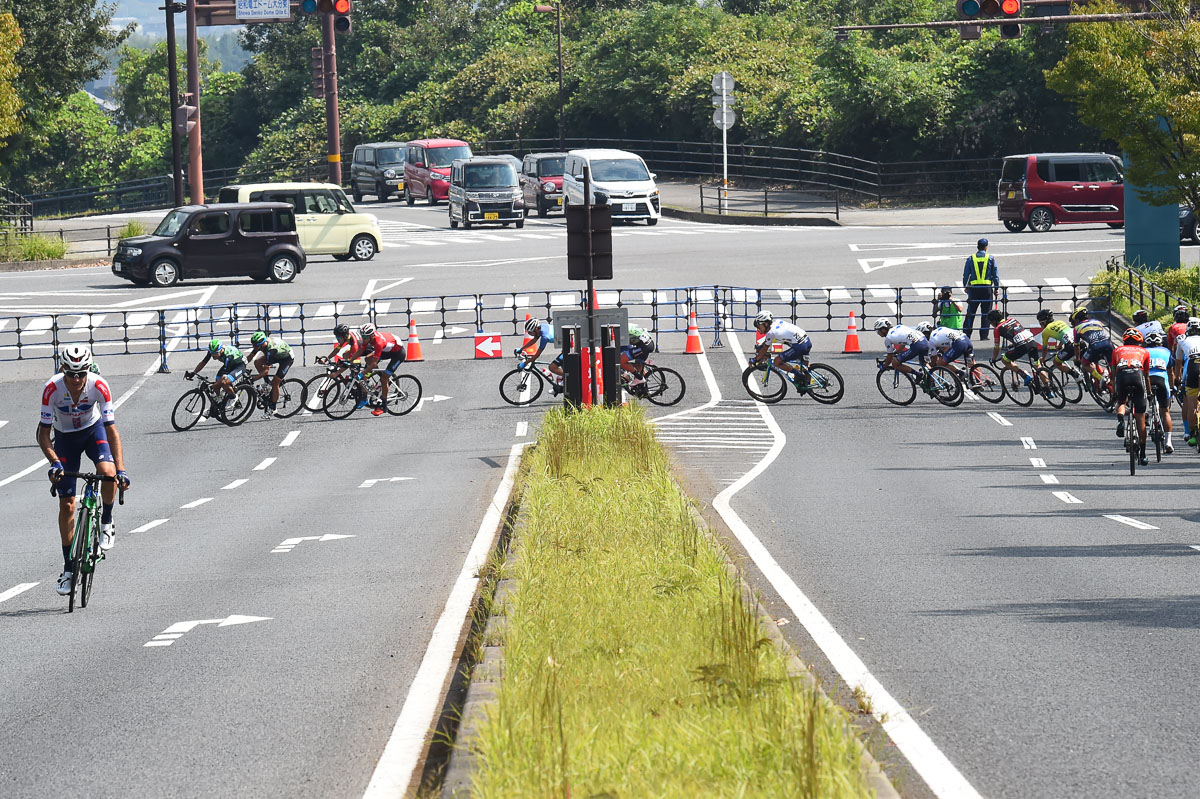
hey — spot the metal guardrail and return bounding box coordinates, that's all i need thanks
[1,283,1109,371]
[0,224,142,258]
[698,185,839,219]
[1,185,34,233]
[1102,256,1199,318]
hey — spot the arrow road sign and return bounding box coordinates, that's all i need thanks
[358,476,415,489]
[713,107,737,131]
[144,615,272,647]
[271,533,356,554]
[413,394,452,413]
[474,334,502,358]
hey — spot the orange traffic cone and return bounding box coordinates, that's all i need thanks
[684,310,704,354]
[842,311,862,354]
[520,313,533,351]
[405,318,424,362]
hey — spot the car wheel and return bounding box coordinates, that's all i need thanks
[350,235,377,261]
[1028,208,1054,232]
[1190,219,1199,245]
[268,254,299,283]
[1003,220,1026,232]
[404,185,414,206]
[333,253,352,261]
[1107,222,1124,229]
[151,258,179,287]
[463,214,472,230]
[516,219,524,229]
[352,181,363,204]
[377,181,388,202]
[427,186,437,206]
[646,217,658,226]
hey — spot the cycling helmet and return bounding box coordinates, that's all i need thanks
[1122,328,1143,345]
[915,321,934,335]
[754,310,774,327]
[208,338,222,354]
[1174,304,1190,322]
[1132,309,1149,324]
[1188,317,1200,335]
[525,317,542,336]
[60,344,92,373]
[360,322,376,337]
[986,309,1003,324]
[1036,308,1054,324]
[872,318,892,332]
[334,323,350,340]
[1070,307,1088,324]
[250,331,267,346]
[1145,331,1164,347]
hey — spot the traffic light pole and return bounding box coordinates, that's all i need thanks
[185,0,204,204]
[321,13,342,186]
[165,2,184,207]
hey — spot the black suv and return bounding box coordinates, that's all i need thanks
[350,141,407,203]
[111,203,307,287]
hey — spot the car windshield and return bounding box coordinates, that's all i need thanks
[538,157,565,177]
[153,209,189,237]
[465,164,518,189]
[427,145,472,167]
[590,158,650,182]
[377,147,404,165]
[332,188,355,212]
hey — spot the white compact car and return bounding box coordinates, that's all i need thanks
[562,149,660,225]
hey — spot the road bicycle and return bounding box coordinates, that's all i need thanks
[1039,358,1085,404]
[621,359,686,406]
[53,472,123,612]
[940,359,1005,403]
[172,373,252,431]
[1146,391,1166,463]
[742,358,845,405]
[499,350,563,406]
[1079,361,1115,412]
[240,371,307,420]
[875,359,962,407]
[1120,401,1144,476]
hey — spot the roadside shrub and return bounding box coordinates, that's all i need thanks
[15,234,68,261]
[117,220,147,239]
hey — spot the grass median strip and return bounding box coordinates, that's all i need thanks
[469,405,872,798]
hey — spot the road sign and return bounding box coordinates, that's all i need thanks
[713,107,737,131]
[271,533,355,553]
[474,334,502,358]
[712,93,735,107]
[144,615,271,647]
[236,0,290,19]
[712,71,735,93]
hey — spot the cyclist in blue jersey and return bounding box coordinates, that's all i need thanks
[1144,331,1174,453]
[874,318,929,375]
[186,338,246,401]
[1071,307,1113,383]
[621,325,656,389]
[752,310,813,390]
[521,317,563,395]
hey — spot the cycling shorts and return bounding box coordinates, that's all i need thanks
[379,349,406,374]
[1052,346,1074,364]
[1003,341,1037,363]
[1083,340,1113,364]
[264,350,294,378]
[1184,359,1200,390]
[53,421,113,499]
[216,362,246,383]
[623,342,653,362]
[941,338,973,364]
[1114,371,1147,414]
[778,339,812,363]
[1150,375,1170,411]
[895,339,931,365]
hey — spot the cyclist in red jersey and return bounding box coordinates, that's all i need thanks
[359,322,405,416]
[987,309,1035,386]
[313,324,366,402]
[1166,305,1190,387]
[1112,328,1151,466]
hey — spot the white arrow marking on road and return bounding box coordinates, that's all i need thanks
[1191,546,1200,553]
[1040,474,1060,485]
[1029,458,1046,468]
[280,430,300,447]
[1052,491,1082,504]
[986,412,1012,427]
[254,457,276,471]
[858,255,952,273]
[113,288,211,308]
[413,394,452,413]
[358,477,414,489]
[0,583,38,604]
[145,615,271,647]
[271,533,355,553]
[362,277,414,301]
[129,518,169,533]
[475,338,503,357]
[1103,515,1158,531]
[1020,437,1037,449]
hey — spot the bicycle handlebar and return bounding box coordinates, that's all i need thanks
[51,471,125,505]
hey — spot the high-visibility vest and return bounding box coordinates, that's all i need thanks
[969,254,992,285]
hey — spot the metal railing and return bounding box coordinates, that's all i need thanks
[1,186,34,233]
[2,283,1109,371]
[0,224,144,258]
[698,185,839,219]
[1101,256,1198,318]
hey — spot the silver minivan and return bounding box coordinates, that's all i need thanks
[447,157,525,229]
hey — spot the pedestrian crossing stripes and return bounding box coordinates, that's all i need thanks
[374,219,775,248]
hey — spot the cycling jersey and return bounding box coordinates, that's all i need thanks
[1167,321,1188,353]
[263,337,292,358]
[1135,320,1165,340]
[1112,345,1150,376]
[884,325,921,351]
[1175,335,1200,388]
[763,320,808,346]
[1040,320,1072,349]
[334,331,365,361]
[929,326,967,351]
[1074,319,1109,346]
[1146,345,1172,379]
[40,373,115,433]
[992,318,1035,345]
[364,330,401,357]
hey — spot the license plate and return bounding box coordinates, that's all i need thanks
[112,263,123,273]
[484,212,499,220]
[1007,191,1015,199]
[556,197,562,205]
[622,202,636,211]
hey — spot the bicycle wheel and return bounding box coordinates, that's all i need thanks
[304,373,340,412]
[1004,371,1035,407]
[80,514,100,608]
[384,374,423,415]
[643,366,686,406]
[805,363,845,405]
[324,379,362,420]
[219,384,257,426]
[929,366,964,407]
[1128,425,1137,476]
[1035,369,1066,409]
[69,511,89,612]
[273,378,307,418]
[742,363,787,404]
[876,368,917,406]
[966,363,1006,403]
[1154,423,1163,463]
[171,388,209,431]
[499,367,545,406]
[1059,370,1084,404]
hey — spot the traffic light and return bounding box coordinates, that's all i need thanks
[956,0,981,17]
[334,0,352,33]
[1000,0,1022,37]
[566,205,613,280]
[174,93,197,137]
[300,0,317,12]
[310,47,325,99]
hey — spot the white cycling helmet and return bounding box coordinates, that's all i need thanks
[873,318,893,331]
[1189,317,1200,335]
[360,322,376,337]
[525,317,543,335]
[915,321,934,335]
[754,310,773,326]
[60,344,93,373]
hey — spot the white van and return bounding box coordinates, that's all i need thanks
[217,182,384,261]
[562,149,660,225]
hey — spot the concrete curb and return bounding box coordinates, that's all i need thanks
[662,205,842,227]
[0,258,106,273]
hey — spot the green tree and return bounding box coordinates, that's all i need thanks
[112,39,217,131]
[0,11,21,148]
[18,91,121,191]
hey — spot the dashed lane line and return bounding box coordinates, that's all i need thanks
[280,430,300,447]
[253,457,276,471]
[1039,474,1060,485]
[222,479,248,490]
[180,497,213,509]
[0,583,38,604]
[1052,491,1083,504]
[986,412,1012,426]
[515,421,528,437]
[1020,437,1037,449]
[1029,458,1046,468]
[1103,515,1159,531]
[129,519,169,534]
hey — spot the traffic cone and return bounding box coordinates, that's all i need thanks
[405,318,424,362]
[684,310,704,354]
[520,313,533,351]
[842,311,862,354]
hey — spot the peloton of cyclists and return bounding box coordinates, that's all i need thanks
[751,311,813,391]
[1112,328,1152,466]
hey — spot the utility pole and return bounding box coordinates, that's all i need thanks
[164,2,184,207]
[321,12,342,185]
[185,0,204,204]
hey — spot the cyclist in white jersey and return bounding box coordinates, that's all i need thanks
[1132,309,1165,341]
[922,322,974,371]
[1173,318,1200,446]
[750,311,812,390]
[36,345,130,596]
[874,319,929,375]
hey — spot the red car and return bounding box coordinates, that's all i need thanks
[997,152,1125,233]
[518,152,566,217]
[403,138,473,205]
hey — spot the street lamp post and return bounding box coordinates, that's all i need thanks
[534,3,563,150]
[163,1,185,207]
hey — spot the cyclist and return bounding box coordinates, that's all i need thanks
[247,331,294,415]
[1144,331,1175,454]
[520,317,563,396]
[923,321,974,373]
[1111,328,1151,466]
[1174,317,1200,446]
[621,324,656,389]
[1166,304,1190,357]
[1036,309,1078,384]
[751,311,812,390]
[37,345,130,596]
[874,318,928,375]
[185,338,246,402]
[987,309,1035,385]
[360,322,406,416]
[1071,307,1113,385]
[1132,308,1164,341]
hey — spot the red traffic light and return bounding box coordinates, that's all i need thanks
[334,0,350,12]
[1001,0,1020,14]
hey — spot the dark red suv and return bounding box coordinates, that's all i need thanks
[997,153,1125,232]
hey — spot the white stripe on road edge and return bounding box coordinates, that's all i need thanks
[1040,474,1060,485]
[180,497,212,509]
[362,441,530,799]
[515,421,528,437]
[1052,491,1083,504]
[0,420,7,429]
[280,431,300,447]
[986,412,1012,426]
[1191,546,1200,553]
[1029,458,1046,468]
[1103,515,1159,531]
[0,583,38,604]
[222,479,248,490]
[253,457,276,471]
[1021,437,1037,449]
[706,331,983,799]
[129,519,169,534]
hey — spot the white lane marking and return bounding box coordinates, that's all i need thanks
[1040,474,1060,485]
[515,421,528,437]
[144,614,271,647]
[0,420,8,429]
[143,641,173,647]
[222,479,248,490]
[253,457,276,471]
[180,497,212,509]
[1103,515,1159,531]
[280,430,300,447]
[361,277,414,301]
[1052,491,1083,504]
[271,533,355,553]
[1190,546,1200,553]
[1020,437,1037,449]
[362,441,530,799]
[129,519,169,533]
[987,412,1012,426]
[358,476,414,489]
[1029,458,1046,468]
[0,583,38,604]
[709,331,984,799]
